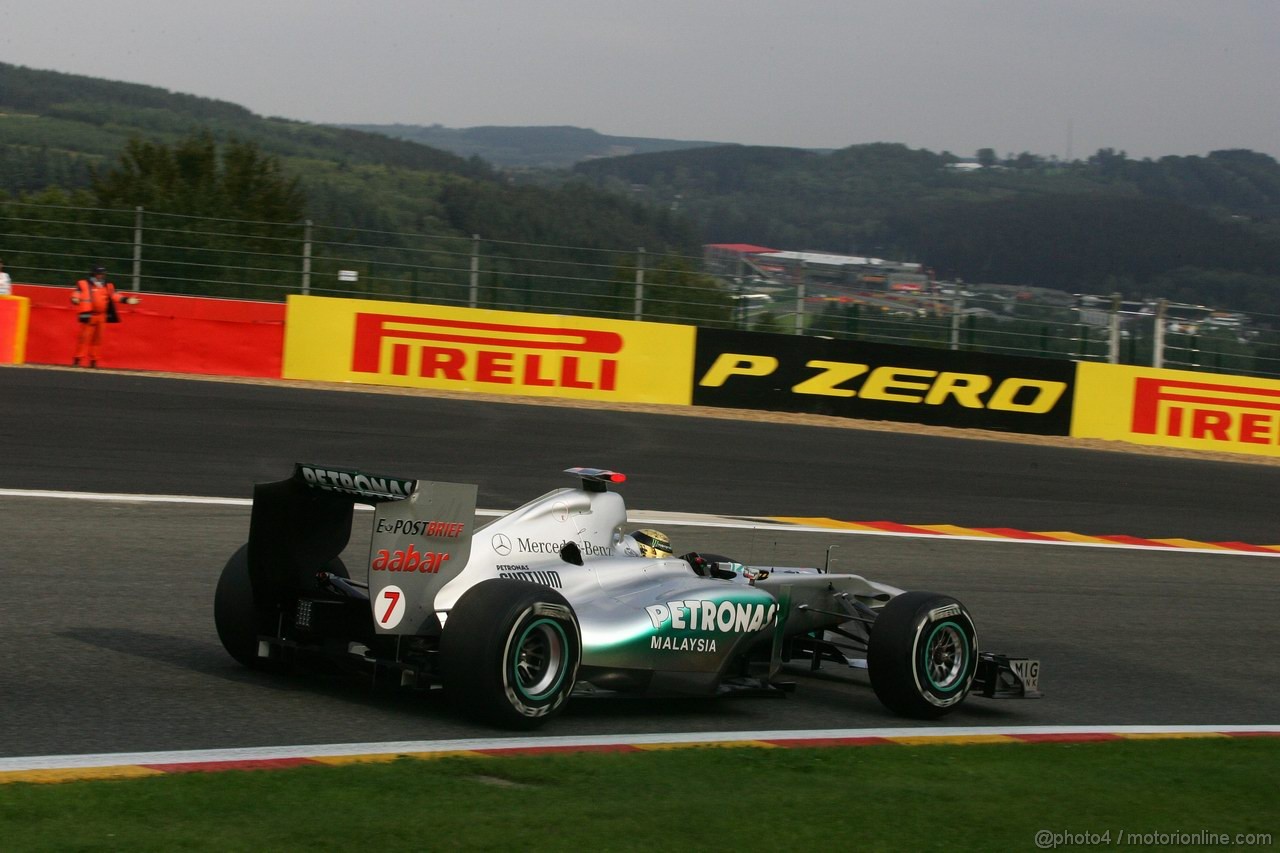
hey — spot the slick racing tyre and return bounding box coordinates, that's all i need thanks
[440,580,581,729]
[214,544,274,670]
[867,591,977,719]
[213,543,346,672]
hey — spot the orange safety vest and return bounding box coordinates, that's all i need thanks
[73,278,121,316]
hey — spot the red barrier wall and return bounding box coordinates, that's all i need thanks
[13,284,285,377]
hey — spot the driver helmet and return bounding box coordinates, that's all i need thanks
[629,528,673,559]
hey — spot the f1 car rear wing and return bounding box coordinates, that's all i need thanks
[293,463,416,502]
[247,463,477,636]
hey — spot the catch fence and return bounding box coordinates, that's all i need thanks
[3,199,1278,379]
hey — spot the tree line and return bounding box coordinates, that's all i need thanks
[575,143,1280,316]
[0,130,722,315]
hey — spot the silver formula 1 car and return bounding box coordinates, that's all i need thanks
[214,465,1040,728]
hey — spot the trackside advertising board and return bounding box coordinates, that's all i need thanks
[0,296,29,364]
[1072,362,1280,458]
[283,296,696,404]
[693,328,1075,434]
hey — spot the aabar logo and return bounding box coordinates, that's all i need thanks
[372,545,451,573]
[352,312,623,390]
[1132,377,1280,444]
[699,353,1066,413]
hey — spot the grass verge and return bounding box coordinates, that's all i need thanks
[1,738,1277,851]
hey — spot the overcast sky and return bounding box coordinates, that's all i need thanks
[3,0,1277,161]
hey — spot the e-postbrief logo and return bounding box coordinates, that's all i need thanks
[351,312,623,391]
[1131,376,1280,445]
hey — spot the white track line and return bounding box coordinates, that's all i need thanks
[0,488,253,506]
[1,487,1276,556]
[1,725,1276,772]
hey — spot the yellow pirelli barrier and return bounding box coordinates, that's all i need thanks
[283,295,696,405]
[1072,362,1280,458]
[0,295,30,365]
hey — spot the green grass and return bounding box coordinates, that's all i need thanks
[1,739,1276,851]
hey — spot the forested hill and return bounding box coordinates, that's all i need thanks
[7,60,1280,312]
[340,123,727,169]
[0,63,695,252]
[574,143,1280,310]
[0,63,484,178]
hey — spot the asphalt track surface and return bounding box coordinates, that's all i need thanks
[5,365,1280,541]
[1,365,1277,758]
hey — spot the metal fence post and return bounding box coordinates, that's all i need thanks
[950,292,963,350]
[301,219,312,295]
[1071,299,1083,359]
[1152,298,1167,368]
[735,256,746,329]
[1107,291,1122,364]
[131,206,143,292]
[794,260,806,335]
[633,247,645,321]
[469,234,480,309]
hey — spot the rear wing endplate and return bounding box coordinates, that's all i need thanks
[246,463,451,617]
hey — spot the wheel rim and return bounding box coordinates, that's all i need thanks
[513,618,568,700]
[922,621,968,692]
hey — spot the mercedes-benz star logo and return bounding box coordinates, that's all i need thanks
[492,533,512,556]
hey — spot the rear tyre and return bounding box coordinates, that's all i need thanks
[214,544,270,669]
[867,591,977,719]
[439,580,580,729]
[213,544,346,671]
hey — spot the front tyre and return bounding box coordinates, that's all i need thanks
[440,580,580,729]
[867,591,977,719]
